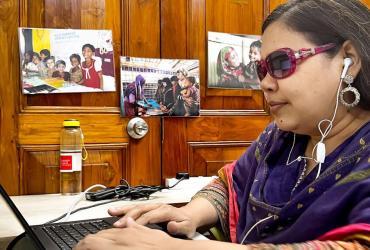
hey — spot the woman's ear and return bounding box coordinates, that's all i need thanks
[340,40,362,77]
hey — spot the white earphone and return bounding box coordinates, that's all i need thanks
[341,57,353,79]
[315,57,353,170]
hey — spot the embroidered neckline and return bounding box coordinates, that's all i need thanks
[291,159,307,195]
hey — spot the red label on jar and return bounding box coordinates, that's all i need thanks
[60,155,73,171]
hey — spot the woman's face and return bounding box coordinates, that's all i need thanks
[260,21,344,136]
[177,72,185,80]
[226,49,240,67]
[249,47,261,62]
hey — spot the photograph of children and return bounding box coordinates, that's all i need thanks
[207,31,261,89]
[120,57,200,117]
[18,28,116,94]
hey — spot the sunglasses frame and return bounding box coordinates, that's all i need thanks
[256,43,336,81]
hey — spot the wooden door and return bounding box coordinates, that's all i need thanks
[3,0,367,195]
[5,0,163,195]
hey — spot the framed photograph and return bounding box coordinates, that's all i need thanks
[18,28,116,94]
[208,31,261,90]
[120,56,200,117]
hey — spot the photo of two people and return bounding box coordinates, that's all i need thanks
[208,31,262,89]
[18,28,116,94]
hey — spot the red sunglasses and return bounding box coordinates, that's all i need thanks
[256,43,336,81]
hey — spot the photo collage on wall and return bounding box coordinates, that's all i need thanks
[120,57,200,117]
[208,31,262,90]
[18,28,116,94]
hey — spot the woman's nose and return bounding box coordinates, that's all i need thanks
[259,74,278,92]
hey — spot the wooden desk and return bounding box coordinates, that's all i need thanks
[0,177,214,248]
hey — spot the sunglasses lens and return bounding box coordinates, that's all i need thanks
[256,61,267,81]
[267,50,293,79]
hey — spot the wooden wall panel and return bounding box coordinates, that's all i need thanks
[127,118,161,185]
[188,142,251,176]
[121,0,162,186]
[20,144,127,194]
[18,113,162,189]
[162,116,270,179]
[269,0,286,11]
[124,0,160,57]
[362,0,370,7]
[0,0,20,194]
[187,116,271,141]
[188,0,206,101]
[269,1,370,13]
[18,114,129,145]
[161,0,188,59]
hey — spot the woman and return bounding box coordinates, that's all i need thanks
[160,77,175,114]
[216,46,248,88]
[123,74,146,117]
[76,0,370,249]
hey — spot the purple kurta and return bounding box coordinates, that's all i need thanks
[232,122,370,244]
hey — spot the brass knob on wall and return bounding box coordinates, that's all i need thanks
[127,117,149,139]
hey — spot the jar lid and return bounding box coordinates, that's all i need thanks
[63,119,80,127]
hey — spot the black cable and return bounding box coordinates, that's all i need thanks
[44,177,186,225]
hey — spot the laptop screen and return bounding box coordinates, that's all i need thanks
[0,185,44,249]
[0,189,25,238]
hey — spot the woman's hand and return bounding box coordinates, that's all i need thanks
[74,217,180,250]
[108,203,197,238]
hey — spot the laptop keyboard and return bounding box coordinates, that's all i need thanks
[42,219,111,249]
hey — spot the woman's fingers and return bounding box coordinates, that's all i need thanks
[110,203,164,227]
[109,203,161,216]
[135,204,175,225]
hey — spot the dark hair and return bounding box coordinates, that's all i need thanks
[45,56,55,62]
[39,49,50,57]
[162,77,172,86]
[82,44,95,52]
[170,76,178,82]
[55,60,66,67]
[262,0,370,110]
[69,54,81,63]
[250,40,262,49]
[187,76,196,85]
[25,50,34,58]
[32,52,41,60]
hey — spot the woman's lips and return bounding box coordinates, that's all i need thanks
[268,102,287,112]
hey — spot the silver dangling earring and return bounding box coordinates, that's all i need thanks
[339,74,360,108]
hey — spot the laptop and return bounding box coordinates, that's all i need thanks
[0,184,178,250]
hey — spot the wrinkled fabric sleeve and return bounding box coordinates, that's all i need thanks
[245,240,368,249]
[191,177,230,240]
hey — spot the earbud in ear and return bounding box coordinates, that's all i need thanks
[341,57,353,79]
